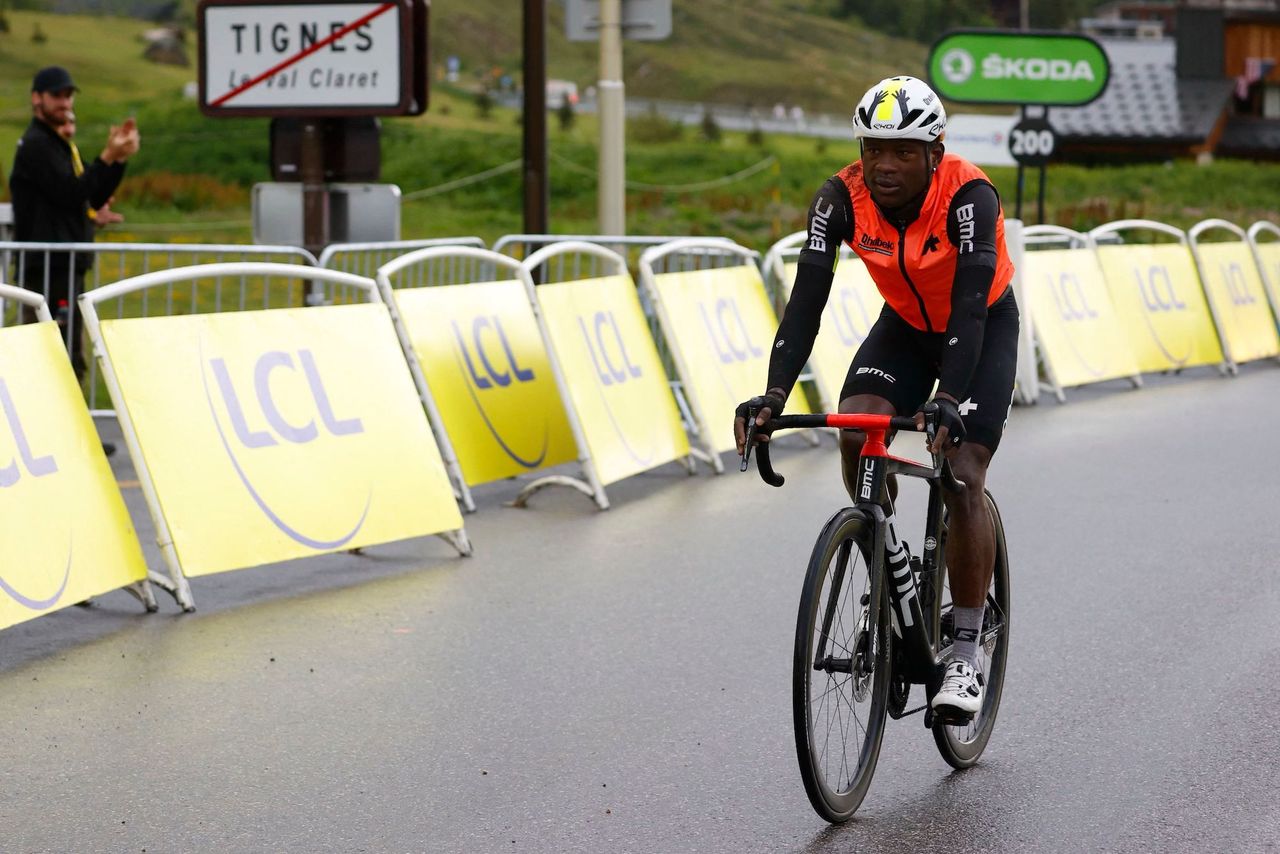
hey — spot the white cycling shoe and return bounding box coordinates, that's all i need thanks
[931,659,984,719]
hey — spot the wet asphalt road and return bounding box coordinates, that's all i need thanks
[3,365,1280,853]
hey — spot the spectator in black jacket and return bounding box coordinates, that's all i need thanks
[9,65,139,377]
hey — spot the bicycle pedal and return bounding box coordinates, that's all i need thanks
[931,706,976,727]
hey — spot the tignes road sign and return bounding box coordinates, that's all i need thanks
[928,29,1110,106]
[198,0,427,117]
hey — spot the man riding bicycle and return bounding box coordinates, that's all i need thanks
[734,76,1018,720]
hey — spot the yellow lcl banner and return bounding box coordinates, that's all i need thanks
[1021,249,1139,388]
[392,280,577,486]
[781,260,884,409]
[653,265,811,454]
[535,274,690,485]
[0,322,146,629]
[99,304,462,577]
[1195,242,1280,364]
[1254,241,1280,313]
[1094,244,1224,373]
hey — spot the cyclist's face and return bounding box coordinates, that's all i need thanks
[860,139,940,209]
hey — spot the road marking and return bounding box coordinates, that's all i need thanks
[210,1,397,107]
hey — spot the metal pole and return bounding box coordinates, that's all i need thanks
[598,0,625,235]
[523,0,549,235]
[1013,104,1027,221]
[1015,164,1025,221]
[301,121,329,305]
[301,122,327,256]
[1037,165,1047,224]
[1038,105,1050,225]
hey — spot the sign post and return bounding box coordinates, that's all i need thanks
[564,0,672,237]
[927,29,1109,222]
[198,0,427,254]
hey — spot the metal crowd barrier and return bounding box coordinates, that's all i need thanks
[492,233,744,280]
[0,241,319,415]
[317,238,488,304]
[0,238,494,415]
[492,234,752,387]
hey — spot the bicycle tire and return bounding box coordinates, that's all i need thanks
[931,490,1011,769]
[793,507,891,822]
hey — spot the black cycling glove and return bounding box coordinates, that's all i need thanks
[919,397,966,447]
[735,391,786,425]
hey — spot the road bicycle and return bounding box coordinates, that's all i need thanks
[741,408,1010,822]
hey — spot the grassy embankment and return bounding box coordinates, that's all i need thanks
[0,7,1277,253]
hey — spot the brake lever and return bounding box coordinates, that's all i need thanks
[920,402,966,493]
[739,410,759,472]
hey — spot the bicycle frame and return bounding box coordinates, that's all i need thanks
[746,413,960,689]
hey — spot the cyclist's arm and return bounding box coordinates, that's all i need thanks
[936,180,1001,402]
[765,178,853,401]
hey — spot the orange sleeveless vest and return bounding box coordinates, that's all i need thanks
[836,154,1014,332]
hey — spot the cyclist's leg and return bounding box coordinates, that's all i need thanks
[942,442,996,609]
[940,290,1020,612]
[837,307,934,503]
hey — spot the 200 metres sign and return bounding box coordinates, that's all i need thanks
[199,0,426,117]
[928,29,1110,106]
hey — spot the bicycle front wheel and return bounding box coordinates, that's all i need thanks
[931,489,1011,768]
[793,507,890,823]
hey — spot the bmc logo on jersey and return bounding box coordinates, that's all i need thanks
[808,200,834,253]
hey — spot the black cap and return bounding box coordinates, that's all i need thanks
[31,66,77,94]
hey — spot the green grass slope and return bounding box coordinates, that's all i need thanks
[0,6,1276,251]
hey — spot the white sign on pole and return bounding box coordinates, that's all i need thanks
[942,113,1018,167]
[565,0,671,41]
[200,1,410,115]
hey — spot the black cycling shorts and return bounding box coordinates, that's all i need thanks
[839,289,1020,454]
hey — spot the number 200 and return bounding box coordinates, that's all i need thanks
[1010,129,1054,156]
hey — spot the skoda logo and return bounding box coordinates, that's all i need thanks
[941,48,974,84]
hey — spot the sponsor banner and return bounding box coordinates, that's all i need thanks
[536,274,689,485]
[393,280,577,486]
[1095,244,1223,373]
[781,261,884,409]
[99,304,461,577]
[653,265,810,453]
[929,30,1110,106]
[1021,249,1139,388]
[1251,241,1280,319]
[1195,243,1280,364]
[0,323,147,629]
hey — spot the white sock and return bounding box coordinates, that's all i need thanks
[951,605,984,669]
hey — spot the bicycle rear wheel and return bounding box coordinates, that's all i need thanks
[931,490,1011,769]
[793,507,890,822]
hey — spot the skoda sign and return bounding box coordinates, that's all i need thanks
[928,30,1109,106]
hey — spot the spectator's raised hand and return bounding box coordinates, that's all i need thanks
[103,117,140,163]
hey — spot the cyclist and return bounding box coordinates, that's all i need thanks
[734,76,1018,720]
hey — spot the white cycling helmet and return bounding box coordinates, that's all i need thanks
[851,76,946,143]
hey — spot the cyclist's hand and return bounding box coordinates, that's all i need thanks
[734,390,786,456]
[915,395,965,456]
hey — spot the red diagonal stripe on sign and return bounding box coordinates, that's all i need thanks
[210,1,397,107]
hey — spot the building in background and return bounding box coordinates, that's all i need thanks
[1049,1,1280,161]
